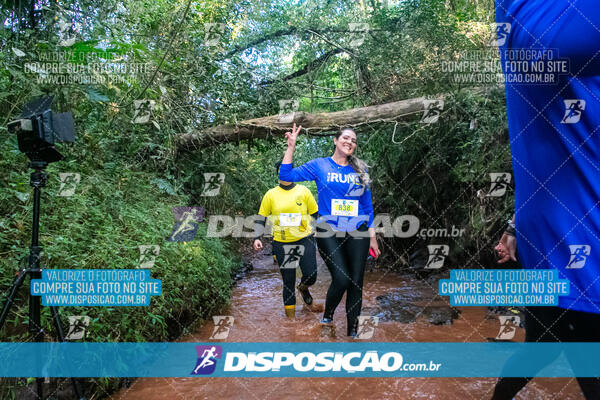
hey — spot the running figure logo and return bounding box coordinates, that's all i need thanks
[167,206,205,242]
[421,100,444,124]
[281,244,305,269]
[486,172,511,197]
[380,0,401,8]
[138,245,160,268]
[561,99,586,124]
[201,173,225,196]
[424,245,449,269]
[345,173,368,196]
[349,23,369,48]
[57,173,80,197]
[56,11,76,47]
[495,316,520,340]
[277,99,299,124]
[566,245,591,269]
[355,316,379,339]
[204,23,226,46]
[209,316,234,340]
[132,99,155,124]
[489,22,511,46]
[66,315,90,340]
[191,345,222,375]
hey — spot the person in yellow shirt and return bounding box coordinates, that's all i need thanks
[253,162,319,318]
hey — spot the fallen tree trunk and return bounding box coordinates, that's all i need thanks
[176,95,438,152]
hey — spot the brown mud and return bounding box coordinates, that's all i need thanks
[113,249,584,400]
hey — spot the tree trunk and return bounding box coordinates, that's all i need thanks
[176,95,437,152]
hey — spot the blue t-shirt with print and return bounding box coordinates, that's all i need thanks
[496,0,600,313]
[279,157,374,231]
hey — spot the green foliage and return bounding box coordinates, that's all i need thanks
[0,140,239,336]
[0,0,511,397]
[0,135,239,398]
[365,88,513,267]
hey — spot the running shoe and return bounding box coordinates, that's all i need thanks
[297,283,313,305]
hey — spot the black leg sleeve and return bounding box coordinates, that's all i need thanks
[272,240,297,306]
[491,307,566,400]
[317,234,351,319]
[298,235,317,287]
[342,230,370,329]
[565,309,600,399]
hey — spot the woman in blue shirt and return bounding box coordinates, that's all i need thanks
[279,123,380,337]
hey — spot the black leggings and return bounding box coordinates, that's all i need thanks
[272,235,317,306]
[316,223,370,329]
[492,306,600,400]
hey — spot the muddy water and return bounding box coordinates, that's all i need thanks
[113,252,584,400]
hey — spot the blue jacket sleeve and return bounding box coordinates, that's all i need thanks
[359,182,375,228]
[279,159,319,182]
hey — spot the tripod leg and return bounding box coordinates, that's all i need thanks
[0,270,47,399]
[50,306,66,339]
[0,270,28,331]
[29,168,45,399]
[50,307,85,400]
[29,280,44,400]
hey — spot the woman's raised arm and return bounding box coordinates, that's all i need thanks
[282,123,301,164]
[279,123,318,182]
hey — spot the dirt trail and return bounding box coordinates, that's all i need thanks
[113,251,584,400]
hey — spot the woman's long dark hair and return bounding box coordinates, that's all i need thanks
[336,128,371,186]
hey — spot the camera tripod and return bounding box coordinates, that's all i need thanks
[0,160,85,400]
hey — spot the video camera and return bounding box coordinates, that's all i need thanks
[7,96,75,163]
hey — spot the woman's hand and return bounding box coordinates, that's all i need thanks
[253,239,263,251]
[282,123,302,164]
[495,233,516,263]
[285,123,302,149]
[369,229,381,259]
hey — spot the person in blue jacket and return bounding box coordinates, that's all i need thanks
[492,0,600,398]
[279,123,381,337]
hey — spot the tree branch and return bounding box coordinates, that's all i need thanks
[259,48,344,85]
[176,94,436,152]
[222,26,390,58]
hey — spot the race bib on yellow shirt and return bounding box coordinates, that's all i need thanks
[331,199,358,217]
[279,213,302,227]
